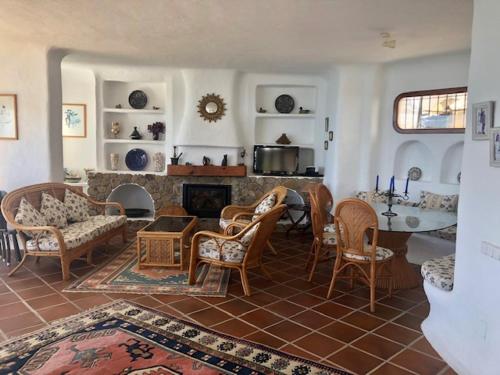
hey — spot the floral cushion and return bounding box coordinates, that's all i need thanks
[198,238,247,263]
[426,225,457,242]
[355,191,388,204]
[219,218,251,231]
[254,193,277,216]
[14,198,48,235]
[64,189,90,222]
[323,232,337,246]
[240,223,259,246]
[421,254,455,291]
[324,223,335,233]
[419,191,459,212]
[40,192,67,229]
[25,215,126,251]
[343,246,394,262]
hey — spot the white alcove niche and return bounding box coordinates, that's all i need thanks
[440,141,464,185]
[393,140,434,182]
[107,183,155,221]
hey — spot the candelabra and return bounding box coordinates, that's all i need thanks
[374,189,409,217]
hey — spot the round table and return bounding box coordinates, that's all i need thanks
[368,203,457,290]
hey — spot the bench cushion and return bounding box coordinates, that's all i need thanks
[420,191,459,212]
[421,254,455,291]
[26,215,126,251]
[199,238,247,263]
[426,225,457,242]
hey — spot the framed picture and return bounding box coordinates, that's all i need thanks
[328,131,334,141]
[324,140,328,150]
[62,103,87,138]
[490,128,500,167]
[325,117,329,132]
[472,101,494,140]
[0,94,18,140]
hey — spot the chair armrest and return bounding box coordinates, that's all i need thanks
[224,221,247,235]
[220,205,255,220]
[87,197,125,215]
[15,225,66,255]
[232,212,254,222]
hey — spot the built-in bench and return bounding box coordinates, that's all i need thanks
[421,254,455,291]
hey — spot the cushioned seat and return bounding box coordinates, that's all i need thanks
[343,246,394,262]
[425,225,457,242]
[198,238,247,263]
[421,254,455,291]
[26,215,127,251]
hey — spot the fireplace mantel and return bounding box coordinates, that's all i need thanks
[167,165,247,177]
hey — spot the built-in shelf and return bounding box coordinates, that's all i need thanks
[257,143,314,148]
[103,139,166,145]
[255,113,315,119]
[103,108,164,114]
[101,169,166,175]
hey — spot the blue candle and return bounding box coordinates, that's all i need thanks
[391,176,395,193]
[404,177,409,195]
[376,175,379,192]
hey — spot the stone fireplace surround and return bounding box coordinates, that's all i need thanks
[87,172,323,217]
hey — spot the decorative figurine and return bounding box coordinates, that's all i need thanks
[147,121,165,140]
[299,107,311,114]
[153,106,160,110]
[111,121,120,138]
[239,148,246,166]
[276,133,291,145]
[258,107,267,113]
[110,153,119,171]
[153,152,165,172]
[221,154,228,166]
[115,104,122,109]
[130,126,142,140]
[170,147,182,165]
[203,156,211,166]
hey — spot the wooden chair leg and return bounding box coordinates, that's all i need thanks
[61,258,71,281]
[86,250,93,265]
[8,252,28,277]
[35,256,40,264]
[260,264,273,280]
[308,242,321,282]
[266,240,278,255]
[188,260,198,285]
[305,240,316,270]
[369,263,376,313]
[122,225,128,243]
[327,268,339,299]
[349,267,355,289]
[240,268,252,296]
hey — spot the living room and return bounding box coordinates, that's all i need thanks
[1,1,499,374]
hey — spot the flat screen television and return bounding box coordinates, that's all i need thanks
[253,145,299,175]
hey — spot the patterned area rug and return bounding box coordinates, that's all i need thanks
[0,301,350,375]
[64,242,230,297]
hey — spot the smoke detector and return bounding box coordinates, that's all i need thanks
[381,32,396,49]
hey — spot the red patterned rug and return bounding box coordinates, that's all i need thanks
[0,301,350,375]
[64,242,230,297]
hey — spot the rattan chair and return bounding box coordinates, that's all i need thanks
[327,198,394,312]
[219,186,288,255]
[189,204,287,296]
[306,183,336,281]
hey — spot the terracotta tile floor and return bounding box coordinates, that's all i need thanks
[0,231,456,375]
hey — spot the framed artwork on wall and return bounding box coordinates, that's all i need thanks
[0,94,18,140]
[62,103,87,138]
[490,128,500,167]
[472,101,494,140]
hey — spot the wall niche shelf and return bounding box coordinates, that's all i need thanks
[104,139,166,145]
[103,108,164,114]
[393,140,434,182]
[255,113,315,119]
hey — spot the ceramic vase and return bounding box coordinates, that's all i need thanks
[153,152,165,172]
[110,153,119,171]
[111,122,120,138]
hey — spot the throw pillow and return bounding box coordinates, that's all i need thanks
[14,198,48,235]
[40,192,67,228]
[64,189,90,222]
[254,193,277,215]
[419,191,459,212]
[240,223,260,246]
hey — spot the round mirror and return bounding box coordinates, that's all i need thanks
[205,102,218,114]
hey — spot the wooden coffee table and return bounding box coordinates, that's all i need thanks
[136,215,197,271]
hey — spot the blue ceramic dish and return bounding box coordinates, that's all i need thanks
[125,148,148,171]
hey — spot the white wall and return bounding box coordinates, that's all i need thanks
[62,66,97,177]
[0,41,64,192]
[422,1,500,373]
[375,52,470,201]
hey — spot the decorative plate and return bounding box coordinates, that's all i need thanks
[408,167,422,181]
[125,148,148,171]
[128,90,148,109]
[275,94,295,113]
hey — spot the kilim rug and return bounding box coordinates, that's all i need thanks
[64,242,230,297]
[0,301,351,375]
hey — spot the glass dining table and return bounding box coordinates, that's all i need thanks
[367,203,457,289]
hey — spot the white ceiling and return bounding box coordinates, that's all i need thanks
[0,0,473,71]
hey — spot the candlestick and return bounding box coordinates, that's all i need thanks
[376,175,379,192]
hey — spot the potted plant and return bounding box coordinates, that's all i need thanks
[147,122,165,140]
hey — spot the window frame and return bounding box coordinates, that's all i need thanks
[393,87,468,134]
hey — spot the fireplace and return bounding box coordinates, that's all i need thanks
[183,184,231,218]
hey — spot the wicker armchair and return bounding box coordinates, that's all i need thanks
[219,186,288,255]
[189,204,286,296]
[1,183,127,280]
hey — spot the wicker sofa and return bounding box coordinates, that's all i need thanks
[1,183,127,280]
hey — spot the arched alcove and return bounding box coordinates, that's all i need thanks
[393,140,434,182]
[440,141,464,184]
[107,183,155,220]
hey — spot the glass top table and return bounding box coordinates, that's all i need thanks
[371,203,457,233]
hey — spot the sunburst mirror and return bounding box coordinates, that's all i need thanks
[197,93,227,123]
